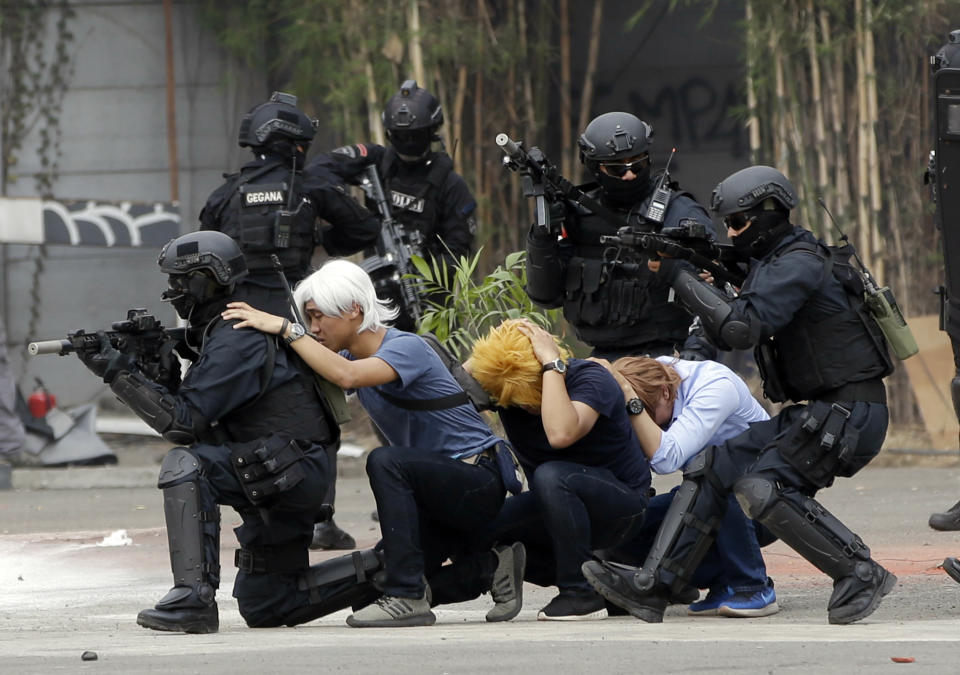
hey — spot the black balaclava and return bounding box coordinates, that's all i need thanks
[730,208,792,262]
[596,170,652,208]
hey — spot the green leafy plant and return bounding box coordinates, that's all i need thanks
[410,249,564,359]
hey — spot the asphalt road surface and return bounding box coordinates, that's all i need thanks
[2,456,960,674]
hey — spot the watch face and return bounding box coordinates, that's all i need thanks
[287,323,306,342]
[627,398,644,415]
[554,360,567,374]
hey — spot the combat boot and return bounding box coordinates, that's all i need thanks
[826,561,897,625]
[140,448,222,634]
[137,587,218,634]
[310,519,357,550]
[929,500,960,531]
[581,560,669,623]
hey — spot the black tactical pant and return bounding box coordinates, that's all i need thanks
[191,441,329,627]
[656,400,888,589]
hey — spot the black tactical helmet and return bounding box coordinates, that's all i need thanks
[382,80,443,158]
[238,91,318,150]
[709,165,798,217]
[578,112,653,167]
[158,231,248,319]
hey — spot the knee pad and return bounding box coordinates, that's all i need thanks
[733,474,777,520]
[158,447,200,489]
[682,445,712,478]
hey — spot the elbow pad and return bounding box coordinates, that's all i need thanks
[525,227,564,307]
[671,269,751,350]
[110,371,200,445]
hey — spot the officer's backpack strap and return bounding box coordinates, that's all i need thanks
[774,240,835,288]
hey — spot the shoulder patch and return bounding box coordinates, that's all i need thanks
[332,145,357,159]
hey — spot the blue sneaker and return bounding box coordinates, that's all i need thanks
[718,581,778,618]
[687,586,732,616]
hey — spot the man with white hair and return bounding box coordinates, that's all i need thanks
[222,259,523,627]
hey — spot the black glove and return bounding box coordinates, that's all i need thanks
[78,331,134,384]
[655,257,687,285]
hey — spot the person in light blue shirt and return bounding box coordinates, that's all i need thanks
[591,355,778,618]
[222,259,521,628]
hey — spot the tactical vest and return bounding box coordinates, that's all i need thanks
[562,184,695,350]
[215,161,318,281]
[757,241,893,402]
[378,149,453,254]
[196,320,337,447]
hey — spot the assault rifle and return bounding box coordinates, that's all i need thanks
[28,308,186,385]
[497,133,743,286]
[358,164,423,323]
[600,223,746,288]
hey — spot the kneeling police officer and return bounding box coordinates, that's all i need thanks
[583,166,896,625]
[76,231,341,633]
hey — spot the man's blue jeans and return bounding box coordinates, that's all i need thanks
[485,460,648,596]
[365,445,506,599]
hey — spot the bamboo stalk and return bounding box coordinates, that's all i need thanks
[575,0,604,184]
[453,64,467,176]
[745,0,761,163]
[864,0,882,281]
[560,0,572,176]
[517,0,536,138]
[409,0,425,85]
[854,0,870,270]
[805,0,828,231]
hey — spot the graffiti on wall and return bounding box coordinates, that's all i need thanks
[626,78,746,157]
[43,200,180,246]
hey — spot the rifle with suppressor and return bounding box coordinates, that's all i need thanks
[28,308,186,386]
[358,164,423,323]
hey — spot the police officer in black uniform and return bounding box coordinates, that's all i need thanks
[525,112,716,361]
[582,166,896,625]
[76,231,342,633]
[200,92,378,551]
[200,91,379,317]
[318,80,477,331]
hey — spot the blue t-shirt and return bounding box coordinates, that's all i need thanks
[498,359,651,492]
[353,328,500,458]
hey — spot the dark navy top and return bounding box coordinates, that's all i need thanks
[498,359,651,493]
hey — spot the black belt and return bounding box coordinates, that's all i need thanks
[814,379,886,405]
[235,542,309,574]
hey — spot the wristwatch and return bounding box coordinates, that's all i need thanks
[285,322,307,345]
[626,397,645,416]
[540,359,568,375]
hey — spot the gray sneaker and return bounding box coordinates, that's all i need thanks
[346,590,436,628]
[486,542,526,622]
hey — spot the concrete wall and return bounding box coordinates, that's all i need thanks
[1,0,266,405]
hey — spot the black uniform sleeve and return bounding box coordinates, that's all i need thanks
[198,181,233,231]
[426,171,476,264]
[300,162,380,255]
[317,143,386,185]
